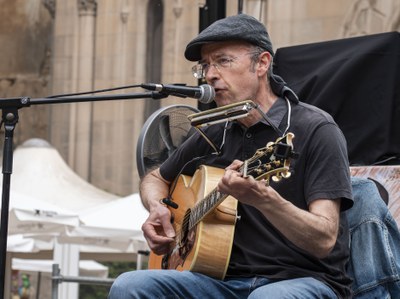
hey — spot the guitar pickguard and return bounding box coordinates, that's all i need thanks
[162,226,196,270]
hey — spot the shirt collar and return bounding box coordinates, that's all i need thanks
[260,97,287,129]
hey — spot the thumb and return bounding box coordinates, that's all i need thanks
[160,214,176,238]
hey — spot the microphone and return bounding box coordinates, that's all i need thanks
[141,83,215,104]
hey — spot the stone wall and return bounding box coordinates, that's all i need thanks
[0,0,53,145]
[1,0,398,195]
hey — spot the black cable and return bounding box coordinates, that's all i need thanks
[46,84,142,98]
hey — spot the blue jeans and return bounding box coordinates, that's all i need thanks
[108,270,337,299]
[346,177,400,298]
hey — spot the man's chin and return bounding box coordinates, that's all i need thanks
[215,99,231,107]
[214,95,231,106]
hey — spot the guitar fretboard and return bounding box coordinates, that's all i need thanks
[188,188,228,230]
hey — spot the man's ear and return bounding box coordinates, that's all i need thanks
[257,51,272,76]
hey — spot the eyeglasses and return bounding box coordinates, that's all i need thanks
[191,51,261,79]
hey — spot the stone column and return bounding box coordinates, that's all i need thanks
[69,0,97,180]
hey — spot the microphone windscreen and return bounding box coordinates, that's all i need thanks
[199,84,215,104]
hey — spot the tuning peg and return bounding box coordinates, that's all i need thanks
[263,164,272,171]
[281,171,291,179]
[272,175,282,182]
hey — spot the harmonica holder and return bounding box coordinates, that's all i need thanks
[187,100,261,153]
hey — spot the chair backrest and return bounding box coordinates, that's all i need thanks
[350,165,400,227]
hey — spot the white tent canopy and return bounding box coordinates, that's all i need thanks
[3,138,150,252]
[5,191,80,235]
[60,193,149,252]
[2,139,149,299]
[5,138,119,212]
[7,193,150,254]
[12,258,109,278]
[7,234,54,253]
[79,193,148,231]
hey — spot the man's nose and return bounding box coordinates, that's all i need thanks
[205,64,220,81]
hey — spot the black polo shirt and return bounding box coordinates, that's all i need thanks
[160,98,354,298]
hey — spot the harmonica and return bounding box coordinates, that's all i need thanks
[188,100,257,127]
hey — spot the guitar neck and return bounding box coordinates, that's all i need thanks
[189,188,228,230]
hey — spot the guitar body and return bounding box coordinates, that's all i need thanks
[148,165,238,279]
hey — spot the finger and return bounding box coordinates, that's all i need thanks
[142,219,175,240]
[225,159,243,170]
[147,235,173,252]
[142,223,174,253]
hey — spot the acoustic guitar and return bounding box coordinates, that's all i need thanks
[148,133,295,279]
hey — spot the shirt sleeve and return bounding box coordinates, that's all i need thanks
[303,123,354,211]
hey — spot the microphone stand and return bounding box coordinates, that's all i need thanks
[0,91,167,298]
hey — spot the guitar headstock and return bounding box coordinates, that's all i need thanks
[242,133,295,185]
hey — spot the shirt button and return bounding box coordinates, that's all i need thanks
[246,133,252,139]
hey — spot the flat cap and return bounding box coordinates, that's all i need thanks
[185,13,274,61]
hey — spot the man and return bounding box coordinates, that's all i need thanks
[109,13,353,298]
